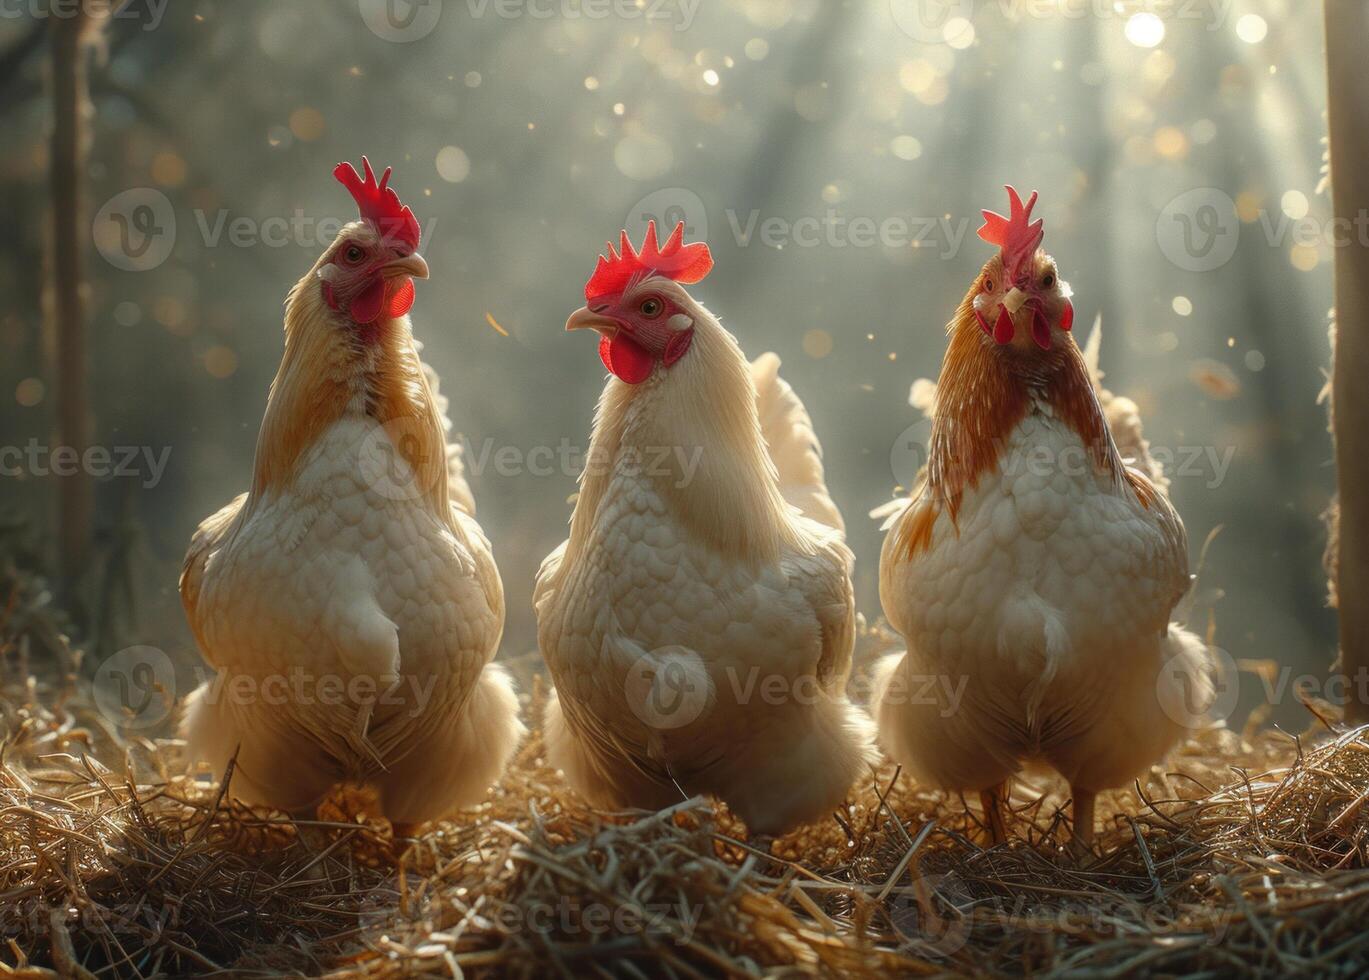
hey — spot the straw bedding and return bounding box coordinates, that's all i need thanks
[2,624,1367,978]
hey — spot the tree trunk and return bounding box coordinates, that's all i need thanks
[1325,0,1369,723]
[48,11,93,590]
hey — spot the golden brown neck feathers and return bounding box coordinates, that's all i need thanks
[897,292,1136,559]
[247,275,453,529]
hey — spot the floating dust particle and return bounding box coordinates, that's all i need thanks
[151,151,187,187]
[1189,358,1241,399]
[289,107,325,142]
[1290,244,1319,271]
[204,346,238,379]
[485,312,510,337]
[436,146,471,183]
[15,378,44,407]
[801,329,832,359]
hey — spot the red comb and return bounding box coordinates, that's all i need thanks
[585,221,713,301]
[978,185,1043,282]
[333,156,421,249]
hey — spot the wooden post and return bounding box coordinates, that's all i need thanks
[1325,0,1369,723]
[48,10,94,590]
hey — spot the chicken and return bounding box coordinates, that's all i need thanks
[872,187,1213,848]
[534,222,876,835]
[179,158,523,825]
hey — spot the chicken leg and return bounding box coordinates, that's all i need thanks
[979,782,1009,845]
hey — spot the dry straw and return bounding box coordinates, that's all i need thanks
[2,636,1368,976]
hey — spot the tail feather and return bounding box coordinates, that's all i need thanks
[417,343,477,517]
[1082,316,1169,491]
[751,352,844,534]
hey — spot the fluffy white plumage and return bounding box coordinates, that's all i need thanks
[873,274,1213,845]
[180,220,523,824]
[536,284,876,835]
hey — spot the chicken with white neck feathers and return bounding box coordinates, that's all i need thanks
[535,222,876,835]
[873,187,1214,849]
[179,159,523,825]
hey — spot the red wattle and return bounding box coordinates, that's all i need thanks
[385,277,415,318]
[993,307,1015,345]
[975,308,993,335]
[350,276,385,324]
[1060,300,1074,332]
[599,332,654,384]
[1031,307,1052,350]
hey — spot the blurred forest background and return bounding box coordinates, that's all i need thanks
[0,0,1335,726]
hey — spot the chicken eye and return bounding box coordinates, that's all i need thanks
[982,277,994,293]
[1042,272,1055,289]
[343,244,365,264]
[639,297,663,318]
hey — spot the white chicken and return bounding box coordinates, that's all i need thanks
[872,188,1213,847]
[180,159,523,826]
[534,222,876,835]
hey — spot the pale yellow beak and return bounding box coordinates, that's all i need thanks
[565,306,622,334]
[383,252,429,280]
[1002,286,1029,315]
